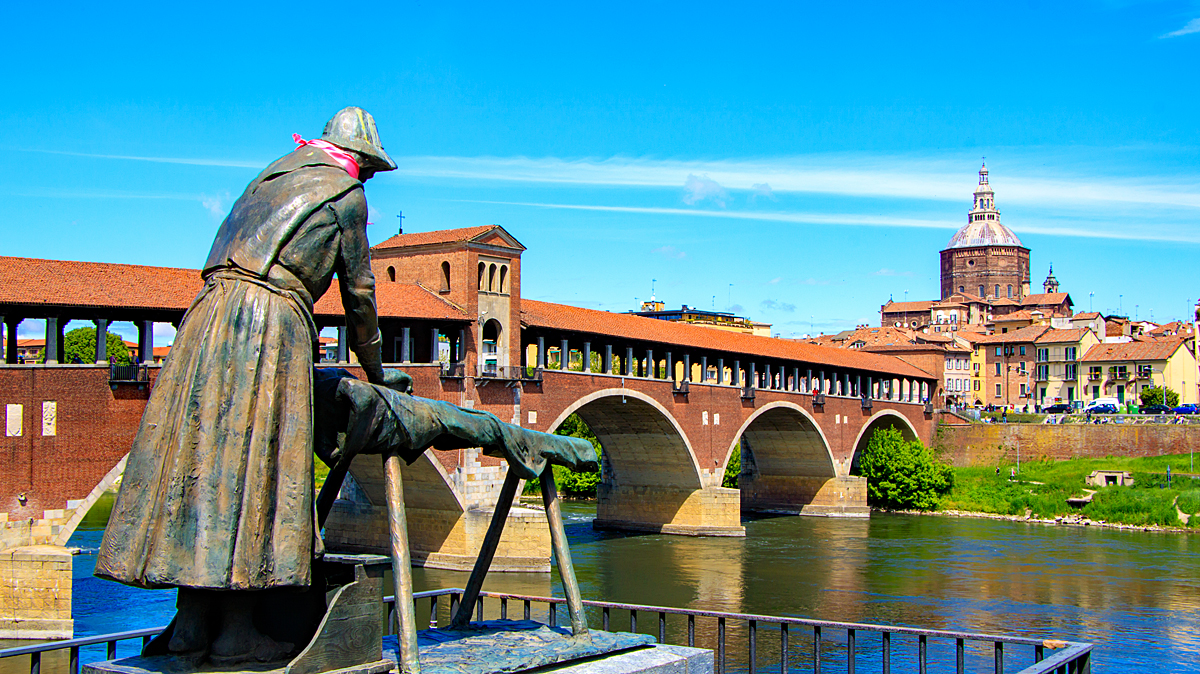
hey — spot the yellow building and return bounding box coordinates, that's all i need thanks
[1079,338,1197,405]
[1032,328,1100,406]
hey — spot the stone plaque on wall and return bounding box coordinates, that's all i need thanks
[42,401,57,437]
[5,404,22,437]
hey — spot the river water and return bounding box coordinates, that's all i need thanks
[53,499,1200,672]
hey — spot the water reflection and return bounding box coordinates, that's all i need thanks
[43,499,1200,673]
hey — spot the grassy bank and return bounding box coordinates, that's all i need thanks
[942,453,1200,527]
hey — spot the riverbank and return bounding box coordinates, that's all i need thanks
[893,505,1196,533]
[937,451,1200,528]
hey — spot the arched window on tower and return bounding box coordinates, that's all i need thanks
[499,265,508,294]
[995,285,1000,298]
[1007,284,1013,299]
[488,264,497,292]
[959,285,965,293]
[477,262,486,290]
[441,261,451,292]
[979,285,985,298]
[387,266,396,282]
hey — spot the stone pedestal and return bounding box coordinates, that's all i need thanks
[551,645,712,674]
[594,485,744,536]
[740,476,869,517]
[0,545,73,639]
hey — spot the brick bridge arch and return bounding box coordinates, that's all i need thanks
[849,410,921,474]
[546,387,744,537]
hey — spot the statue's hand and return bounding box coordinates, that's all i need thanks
[378,368,414,394]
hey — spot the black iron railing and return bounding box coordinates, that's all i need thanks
[0,588,1093,674]
[477,366,543,382]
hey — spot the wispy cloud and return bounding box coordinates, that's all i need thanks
[15,148,265,168]
[1161,17,1200,38]
[682,174,729,207]
[392,154,1200,211]
[652,245,687,259]
[761,299,796,312]
[872,268,915,277]
[456,199,1200,243]
[751,182,778,203]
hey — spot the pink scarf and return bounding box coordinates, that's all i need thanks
[293,133,360,180]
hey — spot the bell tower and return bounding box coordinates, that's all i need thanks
[1043,264,1060,294]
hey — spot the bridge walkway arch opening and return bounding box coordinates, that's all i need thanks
[548,389,744,536]
[733,402,867,517]
[849,409,921,476]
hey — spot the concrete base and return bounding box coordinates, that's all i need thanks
[596,485,744,537]
[0,545,73,639]
[550,645,713,674]
[740,476,868,517]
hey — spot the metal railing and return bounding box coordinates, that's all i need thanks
[1,588,1093,674]
[107,363,148,383]
[477,365,543,381]
[439,362,466,378]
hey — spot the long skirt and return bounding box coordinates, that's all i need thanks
[95,275,316,590]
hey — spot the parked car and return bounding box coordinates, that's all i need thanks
[1171,404,1200,415]
[1084,403,1119,414]
[1043,403,1073,414]
[1140,404,1172,415]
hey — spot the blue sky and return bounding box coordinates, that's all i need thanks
[3,1,1199,343]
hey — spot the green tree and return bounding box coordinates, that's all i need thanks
[722,444,740,488]
[854,427,953,511]
[547,413,602,497]
[62,327,131,365]
[1139,386,1180,409]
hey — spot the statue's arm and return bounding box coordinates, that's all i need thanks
[330,188,389,385]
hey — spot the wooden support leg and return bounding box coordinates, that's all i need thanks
[384,451,421,674]
[451,470,522,629]
[540,471,589,640]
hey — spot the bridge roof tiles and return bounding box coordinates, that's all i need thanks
[521,299,933,379]
[0,256,469,322]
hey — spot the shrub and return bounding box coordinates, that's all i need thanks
[723,445,741,488]
[855,427,954,510]
[545,414,603,497]
[1139,386,1180,409]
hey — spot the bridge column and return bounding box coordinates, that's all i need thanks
[3,317,16,364]
[716,358,725,384]
[582,341,591,373]
[604,344,612,374]
[43,317,59,365]
[625,347,633,375]
[732,360,741,387]
[683,354,690,382]
[337,325,348,363]
[430,327,440,363]
[401,327,411,363]
[536,336,546,368]
[93,318,109,364]
[665,351,672,381]
[645,349,653,378]
[558,339,568,370]
[136,320,153,364]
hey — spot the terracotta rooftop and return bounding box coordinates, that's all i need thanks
[0,256,202,312]
[372,225,524,251]
[313,282,469,321]
[973,325,1051,344]
[990,310,1041,323]
[1034,328,1094,344]
[1073,312,1101,320]
[521,300,932,379]
[1081,339,1187,363]
[1021,292,1070,306]
[0,256,468,322]
[881,300,934,313]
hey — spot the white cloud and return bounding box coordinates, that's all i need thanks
[682,174,729,208]
[652,245,687,259]
[200,192,231,219]
[1161,18,1200,38]
[872,268,915,277]
[751,182,778,203]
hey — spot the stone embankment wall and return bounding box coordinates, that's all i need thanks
[934,422,1200,466]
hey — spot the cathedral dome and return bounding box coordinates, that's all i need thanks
[945,162,1024,250]
[945,219,1023,249]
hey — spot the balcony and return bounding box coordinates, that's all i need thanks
[108,363,150,391]
[476,365,542,386]
[440,362,466,379]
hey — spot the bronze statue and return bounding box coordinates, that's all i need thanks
[94,108,604,674]
[96,107,407,664]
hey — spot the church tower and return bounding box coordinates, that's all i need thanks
[939,163,1031,300]
[1043,264,1059,294]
